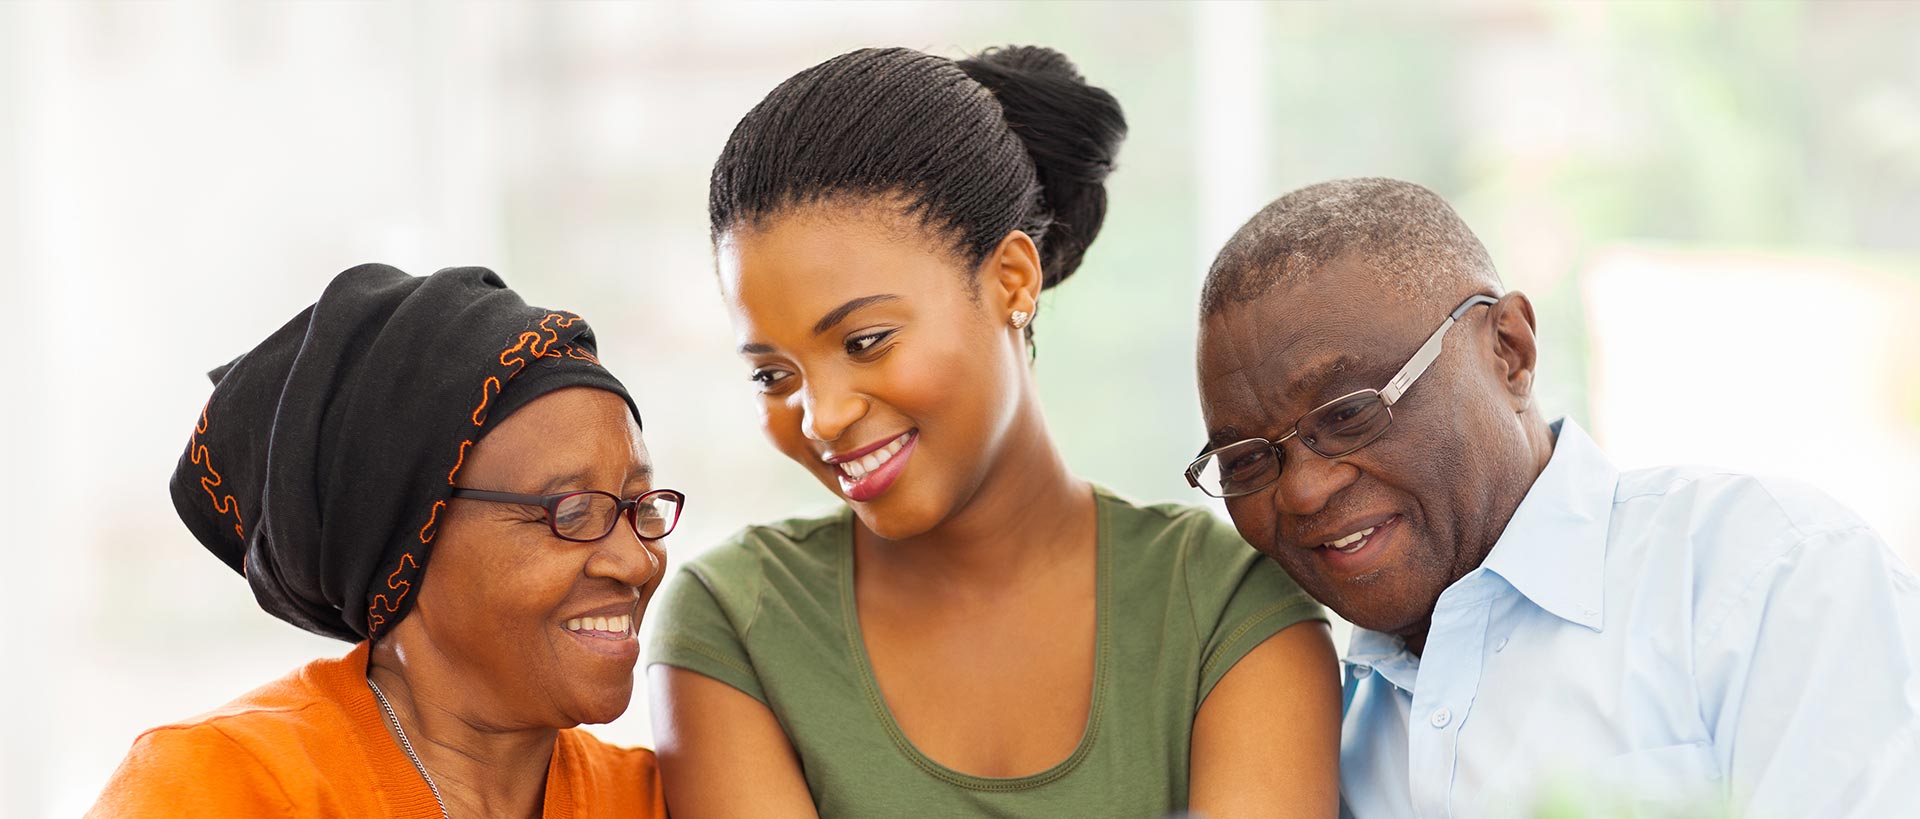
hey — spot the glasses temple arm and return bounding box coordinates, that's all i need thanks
[1381,295,1498,406]
[1381,320,1451,405]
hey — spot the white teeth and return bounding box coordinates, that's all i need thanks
[1323,526,1377,552]
[564,614,633,634]
[834,433,910,480]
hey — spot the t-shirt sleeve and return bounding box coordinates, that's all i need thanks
[645,560,768,706]
[1189,514,1326,707]
[87,724,294,818]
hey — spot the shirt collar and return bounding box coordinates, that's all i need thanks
[1344,626,1420,693]
[1479,417,1618,632]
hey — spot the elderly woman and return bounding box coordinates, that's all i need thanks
[91,264,676,818]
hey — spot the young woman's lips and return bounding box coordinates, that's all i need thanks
[836,432,917,503]
[1315,515,1400,576]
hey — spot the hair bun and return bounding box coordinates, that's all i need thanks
[958,46,1128,288]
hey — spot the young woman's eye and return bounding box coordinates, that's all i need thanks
[846,329,896,355]
[749,368,792,389]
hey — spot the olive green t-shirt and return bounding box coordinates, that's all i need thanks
[647,486,1324,818]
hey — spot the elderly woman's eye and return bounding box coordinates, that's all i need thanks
[552,496,592,526]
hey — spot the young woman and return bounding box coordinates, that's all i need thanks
[648,46,1340,819]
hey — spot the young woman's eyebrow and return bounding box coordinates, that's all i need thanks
[812,294,901,336]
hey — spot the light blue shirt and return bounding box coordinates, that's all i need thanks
[1339,419,1920,818]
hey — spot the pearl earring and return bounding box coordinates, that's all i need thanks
[1010,310,1030,329]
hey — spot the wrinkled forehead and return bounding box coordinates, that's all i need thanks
[1201,257,1440,368]
[1197,272,1436,436]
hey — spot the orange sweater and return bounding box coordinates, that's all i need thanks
[89,642,666,818]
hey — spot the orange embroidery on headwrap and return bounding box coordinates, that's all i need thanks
[472,377,501,426]
[447,440,473,485]
[367,552,422,635]
[417,500,445,545]
[189,403,246,541]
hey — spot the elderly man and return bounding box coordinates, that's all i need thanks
[1188,178,1920,817]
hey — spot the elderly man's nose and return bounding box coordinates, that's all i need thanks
[1271,439,1358,518]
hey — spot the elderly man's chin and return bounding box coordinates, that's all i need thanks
[1269,535,1438,638]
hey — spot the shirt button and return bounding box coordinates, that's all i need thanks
[1495,637,1509,652]
[1351,664,1372,679]
[1430,707,1452,729]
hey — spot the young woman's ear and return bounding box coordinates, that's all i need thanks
[987,230,1043,324]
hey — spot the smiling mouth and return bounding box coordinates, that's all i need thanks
[1307,515,1401,572]
[830,431,911,480]
[831,430,917,503]
[1323,526,1377,554]
[562,613,633,640]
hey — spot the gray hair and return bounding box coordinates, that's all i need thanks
[1199,177,1499,315]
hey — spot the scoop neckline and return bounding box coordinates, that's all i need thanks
[836,486,1114,792]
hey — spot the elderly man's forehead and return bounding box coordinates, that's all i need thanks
[1210,258,1433,341]
[1200,277,1430,423]
[1281,252,1457,313]
[1201,298,1344,390]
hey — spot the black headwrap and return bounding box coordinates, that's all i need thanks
[170,264,640,643]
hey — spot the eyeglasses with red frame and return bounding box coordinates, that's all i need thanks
[449,487,686,542]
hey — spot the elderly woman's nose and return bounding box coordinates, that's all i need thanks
[587,531,664,587]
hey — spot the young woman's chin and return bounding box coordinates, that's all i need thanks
[837,474,956,542]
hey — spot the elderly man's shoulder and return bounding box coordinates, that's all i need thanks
[1609,464,1903,598]
[1616,465,1873,541]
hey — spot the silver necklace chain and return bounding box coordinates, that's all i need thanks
[368,677,452,819]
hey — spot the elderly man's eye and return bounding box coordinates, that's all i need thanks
[1225,450,1271,477]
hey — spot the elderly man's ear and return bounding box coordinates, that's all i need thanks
[1489,291,1540,410]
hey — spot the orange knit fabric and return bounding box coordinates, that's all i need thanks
[88,642,666,818]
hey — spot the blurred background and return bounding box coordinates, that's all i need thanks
[4,1,1917,815]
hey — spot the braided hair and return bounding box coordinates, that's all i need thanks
[709,45,1128,344]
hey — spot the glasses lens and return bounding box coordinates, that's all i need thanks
[1299,391,1391,457]
[1194,439,1279,498]
[552,491,620,541]
[630,491,683,540]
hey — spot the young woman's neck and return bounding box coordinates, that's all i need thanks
[367,636,559,819]
[860,386,1093,587]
